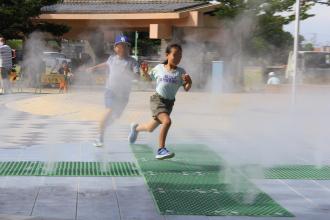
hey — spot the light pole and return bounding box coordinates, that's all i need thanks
[134,31,139,60]
[292,0,301,105]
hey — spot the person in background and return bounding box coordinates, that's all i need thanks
[58,60,73,92]
[0,37,13,94]
[267,72,280,85]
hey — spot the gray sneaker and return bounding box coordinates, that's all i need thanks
[128,123,139,144]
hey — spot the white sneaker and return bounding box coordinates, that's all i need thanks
[128,123,139,144]
[155,148,175,160]
[93,139,103,147]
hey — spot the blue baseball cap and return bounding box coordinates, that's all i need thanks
[114,35,130,46]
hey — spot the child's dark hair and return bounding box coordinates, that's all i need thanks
[162,43,182,65]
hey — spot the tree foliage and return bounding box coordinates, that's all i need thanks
[0,0,69,39]
[207,0,324,63]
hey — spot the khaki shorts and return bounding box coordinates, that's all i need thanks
[150,93,175,119]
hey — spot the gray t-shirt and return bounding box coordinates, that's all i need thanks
[106,55,139,97]
[0,45,12,69]
[149,64,186,100]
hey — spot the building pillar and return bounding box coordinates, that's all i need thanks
[149,23,172,40]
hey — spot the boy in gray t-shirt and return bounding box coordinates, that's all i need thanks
[88,35,140,147]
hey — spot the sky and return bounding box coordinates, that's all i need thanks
[284,4,330,47]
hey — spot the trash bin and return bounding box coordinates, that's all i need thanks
[211,61,224,93]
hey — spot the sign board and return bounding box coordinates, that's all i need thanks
[243,66,264,92]
[41,74,64,85]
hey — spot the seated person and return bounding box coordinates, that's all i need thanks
[267,72,280,85]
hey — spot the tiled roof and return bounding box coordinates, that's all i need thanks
[41,0,209,13]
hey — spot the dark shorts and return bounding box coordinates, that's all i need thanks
[104,89,129,118]
[150,93,175,119]
[0,68,10,79]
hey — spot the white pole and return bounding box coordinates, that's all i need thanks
[134,31,138,59]
[292,0,301,106]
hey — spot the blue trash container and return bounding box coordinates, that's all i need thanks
[212,61,224,93]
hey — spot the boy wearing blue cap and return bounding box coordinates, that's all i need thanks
[88,35,140,147]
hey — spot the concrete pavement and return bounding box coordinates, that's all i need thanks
[0,90,330,219]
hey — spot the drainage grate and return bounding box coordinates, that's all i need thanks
[0,161,140,176]
[131,144,293,217]
[265,165,330,180]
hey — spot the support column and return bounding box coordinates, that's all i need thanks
[149,23,172,39]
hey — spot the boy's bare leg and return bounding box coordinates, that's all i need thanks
[128,119,158,144]
[156,113,171,148]
[99,109,113,142]
[2,79,8,94]
[136,119,159,132]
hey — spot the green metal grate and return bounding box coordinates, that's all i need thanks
[152,190,290,216]
[0,161,140,176]
[264,165,330,180]
[131,144,293,217]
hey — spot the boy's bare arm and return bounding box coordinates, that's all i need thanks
[87,62,107,72]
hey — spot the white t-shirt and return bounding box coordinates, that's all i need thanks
[149,64,186,100]
[106,55,139,97]
[267,77,281,85]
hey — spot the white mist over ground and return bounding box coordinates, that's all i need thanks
[21,32,50,89]
[224,91,330,166]
[16,19,330,193]
[156,88,330,203]
[171,9,328,169]
[149,10,330,200]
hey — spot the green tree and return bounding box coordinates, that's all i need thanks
[208,0,319,63]
[124,31,161,57]
[301,42,314,51]
[311,0,330,5]
[0,0,69,39]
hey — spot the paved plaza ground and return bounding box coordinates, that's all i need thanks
[0,88,330,220]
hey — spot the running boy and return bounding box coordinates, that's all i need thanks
[88,35,140,147]
[128,44,192,159]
